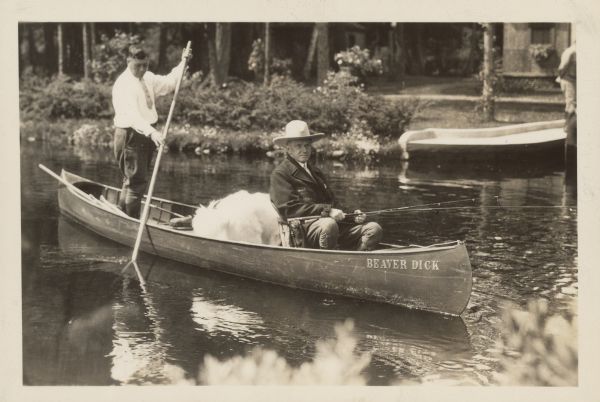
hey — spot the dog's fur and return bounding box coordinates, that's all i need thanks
[192,190,281,245]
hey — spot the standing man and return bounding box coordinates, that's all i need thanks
[112,45,191,218]
[270,120,383,250]
[557,42,576,119]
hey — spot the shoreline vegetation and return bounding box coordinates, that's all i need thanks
[20,69,423,162]
[19,30,564,163]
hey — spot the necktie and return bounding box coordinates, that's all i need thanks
[301,163,314,179]
[139,78,153,109]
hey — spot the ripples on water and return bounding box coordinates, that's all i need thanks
[20,143,577,385]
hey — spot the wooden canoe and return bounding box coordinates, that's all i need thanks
[398,119,566,160]
[49,168,472,316]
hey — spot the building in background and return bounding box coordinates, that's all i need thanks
[502,23,573,80]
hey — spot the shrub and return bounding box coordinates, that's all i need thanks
[165,123,277,155]
[198,320,370,385]
[334,46,383,77]
[69,123,114,147]
[20,75,113,120]
[314,119,380,162]
[529,44,556,65]
[495,299,577,386]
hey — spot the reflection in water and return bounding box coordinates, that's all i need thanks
[190,293,265,340]
[22,142,577,385]
[109,276,171,384]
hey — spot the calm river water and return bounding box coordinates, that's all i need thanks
[21,142,577,385]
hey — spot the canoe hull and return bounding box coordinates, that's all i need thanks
[57,170,472,315]
[398,120,566,161]
[407,137,565,160]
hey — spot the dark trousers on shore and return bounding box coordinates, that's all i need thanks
[113,127,156,218]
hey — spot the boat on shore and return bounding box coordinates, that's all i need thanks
[42,166,473,316]
[398,120,566,161]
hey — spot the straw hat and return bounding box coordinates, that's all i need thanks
[273,120,324,145]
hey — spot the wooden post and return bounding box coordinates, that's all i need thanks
[481,23,495,121]
[264,22,271,85]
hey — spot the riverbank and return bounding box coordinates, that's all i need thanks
[20,98,564,162]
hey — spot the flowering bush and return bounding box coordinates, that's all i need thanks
[529,44,555,64]
[334,46,383,77]
[247,38,264,78]
[315,119,381,162]
[247,38,292,79]
[69,123,114,147]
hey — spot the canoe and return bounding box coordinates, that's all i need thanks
[47,167,472,316]
[398,119,566,160]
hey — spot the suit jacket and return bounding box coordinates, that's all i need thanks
[270,155,341,219]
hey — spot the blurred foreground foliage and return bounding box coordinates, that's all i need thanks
[159,320,371,385]
[495,299,577,386]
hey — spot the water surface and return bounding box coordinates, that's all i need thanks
[21,143,577,385]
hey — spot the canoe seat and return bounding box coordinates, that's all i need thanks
[272,203,304,248]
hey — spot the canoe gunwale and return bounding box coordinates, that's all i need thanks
[59,169,466,256]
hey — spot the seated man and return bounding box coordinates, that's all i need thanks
[270,120,383,250]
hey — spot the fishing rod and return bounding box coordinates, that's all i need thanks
[288,197,478,222]
[395,205,577,212]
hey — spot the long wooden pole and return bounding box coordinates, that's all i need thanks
[130,41,192,263]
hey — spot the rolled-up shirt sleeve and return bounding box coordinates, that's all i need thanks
[148,61,184,97]
[112,77,156,136]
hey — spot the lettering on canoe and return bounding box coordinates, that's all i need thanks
[366,258,440,271]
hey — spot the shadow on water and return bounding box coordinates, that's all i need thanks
[51,217,471,385]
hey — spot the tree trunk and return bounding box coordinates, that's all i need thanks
[316,23,329,85]
[43,24,57,75]
[264,23,271,85]
[26,25,37,70]
[158,23,168,73]
[82,23,90,79]
[396,23,406,80]
[90,23,96,60]
[413,24,425,75]
[18,25,24,74]
[303,24,319,80]
[481,23,495,121]
[207,23,232,86]
[57,23,64,76]
[460,23,480,75]
[216,23,232,84]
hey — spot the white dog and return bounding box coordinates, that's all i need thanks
[192,191,281,245]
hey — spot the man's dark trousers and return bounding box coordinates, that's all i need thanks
[113,127,156,218]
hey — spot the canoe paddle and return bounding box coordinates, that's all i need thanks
[129,41,192,266]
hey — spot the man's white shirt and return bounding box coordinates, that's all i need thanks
[112,62,184,136]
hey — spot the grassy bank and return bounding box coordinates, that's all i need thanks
[407,100,564,130]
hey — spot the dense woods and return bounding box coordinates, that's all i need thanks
[18,22,486,83]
